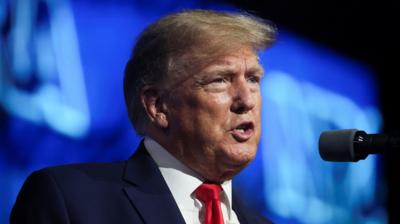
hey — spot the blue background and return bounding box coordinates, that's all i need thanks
[0,0,386,223]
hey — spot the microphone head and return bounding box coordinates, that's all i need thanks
[319,129,359,162]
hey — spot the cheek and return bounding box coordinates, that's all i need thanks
[210,95,232,115]
[254,94,262,114]
[202,94,232,121]
[211,93,232,105]
[170,94,230,130]
[191,95,233,136]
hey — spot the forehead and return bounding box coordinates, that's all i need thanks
[166,48,262,89]
[199,49,262,74]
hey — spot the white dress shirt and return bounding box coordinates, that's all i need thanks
[144,137,240,224]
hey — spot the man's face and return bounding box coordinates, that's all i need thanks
[165,48,262,182]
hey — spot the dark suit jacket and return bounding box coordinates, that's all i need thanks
[11,142,272,224]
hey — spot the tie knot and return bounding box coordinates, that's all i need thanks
[195,183,222,203]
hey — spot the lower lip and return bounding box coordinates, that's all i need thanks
[231,128,254,142]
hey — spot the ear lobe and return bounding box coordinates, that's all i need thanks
[141,86,169,129]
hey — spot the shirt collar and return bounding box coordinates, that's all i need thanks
[144,137,234,217]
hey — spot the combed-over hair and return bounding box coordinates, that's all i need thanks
[124,9,276,135]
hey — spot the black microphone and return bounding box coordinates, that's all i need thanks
[318,129,400,162]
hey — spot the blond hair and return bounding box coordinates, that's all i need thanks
[124,9,276,135]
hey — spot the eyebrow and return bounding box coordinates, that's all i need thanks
[247,66,264,77]
[206,65,264,78]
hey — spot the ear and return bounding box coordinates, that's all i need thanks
[140,86,169,129]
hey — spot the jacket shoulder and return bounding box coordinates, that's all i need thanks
[10,161,129,224]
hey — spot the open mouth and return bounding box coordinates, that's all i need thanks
[231,122,254,142]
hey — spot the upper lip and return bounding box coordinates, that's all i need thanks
[231,121,254,131]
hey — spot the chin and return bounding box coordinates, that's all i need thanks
[217,160,251,182]
[204,150,256,183]
[221,144,257,169]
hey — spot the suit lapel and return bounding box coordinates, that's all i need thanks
[122,142,186,224]
[233,190,273,224]
[233,191,250,224]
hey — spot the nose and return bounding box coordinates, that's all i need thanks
[230,79,257,114]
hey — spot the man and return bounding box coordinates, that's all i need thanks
[11,10,276,224]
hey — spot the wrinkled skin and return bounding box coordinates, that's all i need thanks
[148,48,263,183]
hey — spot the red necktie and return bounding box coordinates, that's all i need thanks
[195,183,224,224]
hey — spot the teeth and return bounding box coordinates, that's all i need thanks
[236,128,245,133]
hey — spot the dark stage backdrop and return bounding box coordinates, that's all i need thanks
[0,0,387,223]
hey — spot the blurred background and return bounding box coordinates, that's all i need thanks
[1,0,399,223]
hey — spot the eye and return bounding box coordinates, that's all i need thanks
[202,76,230,91]
[212,78,227,84]
[247,75,261,84]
